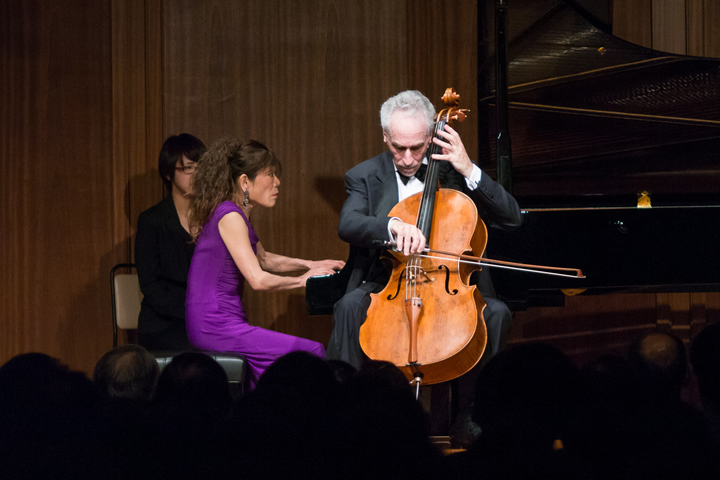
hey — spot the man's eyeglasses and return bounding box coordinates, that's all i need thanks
[175,164,197,174]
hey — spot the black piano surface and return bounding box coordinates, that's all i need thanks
[307,0,720,315]
[306,250,354,316]
[487,194,720,311]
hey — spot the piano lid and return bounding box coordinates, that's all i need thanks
[479,0,720,200]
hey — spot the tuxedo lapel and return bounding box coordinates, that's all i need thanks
[371,151,399,218]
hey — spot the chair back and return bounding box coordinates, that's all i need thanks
[109,264,247,397]
[111,263,143,347]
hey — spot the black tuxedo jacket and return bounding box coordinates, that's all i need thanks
[338,150,522,298]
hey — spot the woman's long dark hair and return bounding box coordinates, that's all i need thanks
[187,138,280,241]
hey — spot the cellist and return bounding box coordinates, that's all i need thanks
[326,90,522,403]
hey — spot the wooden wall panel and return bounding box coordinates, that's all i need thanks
[702,1,720,58]
[508,294,659,365]
[162,0,410,341]
[686,0,705,56]
[615,0,720,59]
[0,0,113,373]
[612,0,653,48]
[112,0,165,265]
[651,0,686,54]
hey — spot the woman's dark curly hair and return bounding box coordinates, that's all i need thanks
[187,137,280,241]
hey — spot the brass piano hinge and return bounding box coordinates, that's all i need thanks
[637,191,652,209]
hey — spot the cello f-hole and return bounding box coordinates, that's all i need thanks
[387,268,407,301]
[438,264,459,295]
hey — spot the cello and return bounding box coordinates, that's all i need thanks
[358,88,583,388]
[359,88,489,386]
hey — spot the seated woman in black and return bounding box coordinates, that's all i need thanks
[135,134,206,350]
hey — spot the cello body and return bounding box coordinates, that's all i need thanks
[359,188,489,385]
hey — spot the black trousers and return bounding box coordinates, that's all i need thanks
[138,315,191,351]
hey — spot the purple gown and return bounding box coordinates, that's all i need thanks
[186,201,325,388]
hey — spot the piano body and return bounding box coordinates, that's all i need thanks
[483,0,720,307]
[482,0,720,360]
[307,0,720,361]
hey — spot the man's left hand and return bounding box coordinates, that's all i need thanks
[431,124,474,179]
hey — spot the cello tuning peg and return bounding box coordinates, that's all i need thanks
[451,109,470,122]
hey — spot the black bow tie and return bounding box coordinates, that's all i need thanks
[397,163,427,185]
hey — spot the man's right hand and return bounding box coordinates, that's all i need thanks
[389,219,426,256]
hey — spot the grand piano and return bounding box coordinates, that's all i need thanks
[480,0,720,310]
[307,0,720,316]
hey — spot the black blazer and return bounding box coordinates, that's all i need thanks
[134,195,195,348]
[337,150,523,298]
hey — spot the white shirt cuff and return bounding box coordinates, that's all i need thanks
[464,165,483,190]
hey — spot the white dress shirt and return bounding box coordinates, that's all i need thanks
[388,159,483,239]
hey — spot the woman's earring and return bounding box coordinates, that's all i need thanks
[243,189,249,209]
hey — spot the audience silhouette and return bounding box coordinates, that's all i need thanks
[149,352,232,480]
[316,360,446,480]
[691,320,720,450]
[448,343,582,480]
[3,323,720,479]
[624,332,717,479]
[92,345,160,479]
[94,344,159,402]
[219,351,339,480]
[0,353,109,479]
